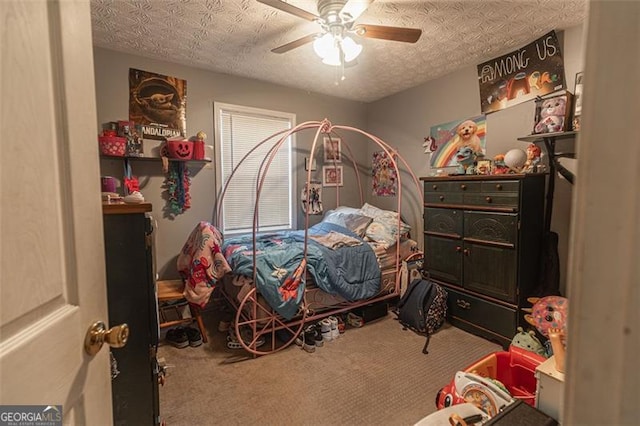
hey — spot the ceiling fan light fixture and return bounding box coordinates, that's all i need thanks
[313,33,362,66]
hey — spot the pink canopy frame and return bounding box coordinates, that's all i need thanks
[215,119,424,356]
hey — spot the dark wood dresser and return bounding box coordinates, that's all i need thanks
[421,174,545,347]
[103,203,160,425]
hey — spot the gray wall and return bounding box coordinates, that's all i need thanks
[94,47,369,279]
[365,25,585,294]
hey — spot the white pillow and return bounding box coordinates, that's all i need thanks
[322,209,373,237]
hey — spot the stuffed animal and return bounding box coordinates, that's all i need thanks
[524,296,568,372]
[511,326,547,357]
[534,97,567,134]
[493,154,509,174]
[455,146,476,175]
[523,143,542,173]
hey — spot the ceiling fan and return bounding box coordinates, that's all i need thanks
[258,0,422,69]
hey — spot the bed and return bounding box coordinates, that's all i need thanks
[179,119,424,355]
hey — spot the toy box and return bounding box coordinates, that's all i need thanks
[436,346,546,417]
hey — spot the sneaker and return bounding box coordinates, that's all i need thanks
[301,327,316,353]
[166,327,189,349]
[184,327,203,347]
[227,327,266,350]
[312,324,324,348]
[320,318,333,342]
[329,316,339,339]
[347,312,364,328]
[337,316,346,334]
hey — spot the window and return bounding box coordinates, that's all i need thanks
[214,103,296,235]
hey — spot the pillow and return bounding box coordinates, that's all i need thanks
[364,214,412,248]
[359,202,385,218]
[322,209,373,238]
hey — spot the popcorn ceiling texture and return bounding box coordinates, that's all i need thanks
[91,0,586,102]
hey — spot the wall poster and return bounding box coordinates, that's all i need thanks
[129,68,187,140]
[477,30,566,114]
[372,150,398,197]
[429,115,486,168]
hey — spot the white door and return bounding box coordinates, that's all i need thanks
[0,0,112,423]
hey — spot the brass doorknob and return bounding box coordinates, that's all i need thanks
[84,321,129,356]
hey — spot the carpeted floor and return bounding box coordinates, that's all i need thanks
[158,309,500,426]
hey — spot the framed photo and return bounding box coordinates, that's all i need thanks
[323,137,342,163]
[572,72,583,131]
[304,157,317,171]
[476,159,493,175]
[322,166,343,187]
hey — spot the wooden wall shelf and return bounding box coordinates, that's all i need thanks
[100,155,211,164]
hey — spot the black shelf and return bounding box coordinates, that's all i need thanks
[100,155,211,164]
[518,130,578,235]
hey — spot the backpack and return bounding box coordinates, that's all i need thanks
[395,277,448,354]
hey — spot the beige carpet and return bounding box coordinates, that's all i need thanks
[158,310,500,426]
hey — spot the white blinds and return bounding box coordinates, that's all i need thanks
[218,106,294,234]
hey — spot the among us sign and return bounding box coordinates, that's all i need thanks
[477,30,566,114]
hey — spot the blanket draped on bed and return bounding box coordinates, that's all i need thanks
[222,222,381,319]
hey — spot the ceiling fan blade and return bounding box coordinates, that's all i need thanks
[257,0,319,22]
[354,24,422,43]
[271,33,319,54]
[340,0,374,22]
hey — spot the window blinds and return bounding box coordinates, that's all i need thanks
[219,108,293,234]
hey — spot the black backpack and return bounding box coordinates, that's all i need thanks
[395,278,448,354]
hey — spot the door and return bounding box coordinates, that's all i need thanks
[0,0,112,423]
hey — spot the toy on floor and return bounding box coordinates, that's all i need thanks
[524,295,568,373]
[511,326,547,357]
[436,346,545,416]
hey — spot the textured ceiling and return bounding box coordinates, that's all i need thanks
[90,0,587,103]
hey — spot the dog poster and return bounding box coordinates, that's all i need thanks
[372,150,397,196]
[477,30,565,114]
[129,68,187,140]
[429,115,486,168]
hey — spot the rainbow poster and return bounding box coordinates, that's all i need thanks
[429,115,487,168]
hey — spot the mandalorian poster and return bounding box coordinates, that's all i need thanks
[129,68,187,140]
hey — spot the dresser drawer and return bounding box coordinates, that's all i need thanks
[480,180,520,194]
[464,211,518,245]
[446,287,517,339]
[424,181,459,193]
[425,208,462,236]
[425,192,463,205]
[464,193,519,209]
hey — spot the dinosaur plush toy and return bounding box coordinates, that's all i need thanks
[455,146,477,175]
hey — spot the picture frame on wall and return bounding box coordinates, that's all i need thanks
[572,72,584,131]
[322,166,343,187]
[304,157,317,171]
[323,137,342,163]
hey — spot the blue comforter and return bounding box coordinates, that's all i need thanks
[222,222,381,319]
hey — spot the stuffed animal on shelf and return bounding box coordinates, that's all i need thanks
[511,326,547,357]
[524,295,568,372]
[534,97,568,134]
[455,146,477,175]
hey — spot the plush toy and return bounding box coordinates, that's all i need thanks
[455,146,476,175]
[493,154,509,174]
[523,143,542,173]
[511,326,547,357]
[524,296,568,372]
[534,97,567,133]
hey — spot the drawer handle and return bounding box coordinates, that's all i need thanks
[486,196,492,203]
[496,184,502,190]
[455,246,462,253]
[460,184,467,190]
[433,184,438,190]
[456,299,471,310]
[439,195,445,201]
[463,249,470,256]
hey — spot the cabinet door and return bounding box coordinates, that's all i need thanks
[462,211,518,302]
[425,207,462,237]
[425,235,462,286]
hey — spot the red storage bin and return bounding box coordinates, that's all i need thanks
[99,136,126,156]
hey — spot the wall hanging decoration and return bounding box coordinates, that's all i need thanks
[477,30,565,114]
[129,68,187,140]
[322,165,343,187]
[372,150,398,196]
[323,137,342,162]
[164,162,191,217]
[572,72,583,131]
[301,181,323,215]
[429,115,487,168]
